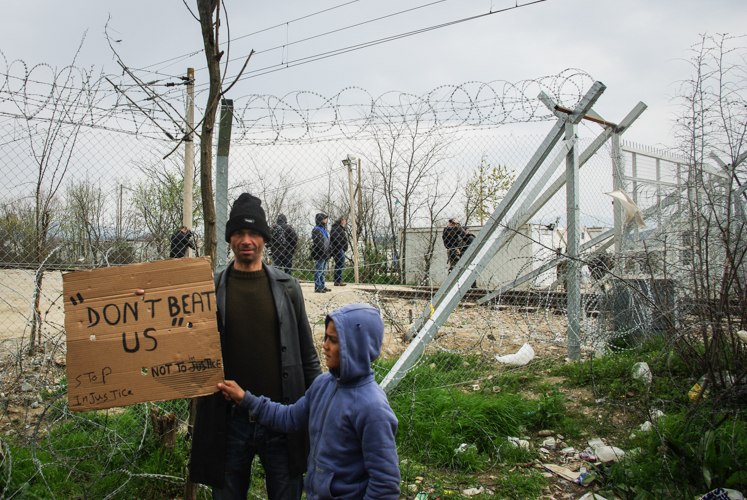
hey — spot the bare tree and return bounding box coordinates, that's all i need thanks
[63,178,107,265]
[12,38,104,349]
[194,0,253,270]
[236,161,309,264]
[671,33,747,419]
[418,174,459,286]
[131,153,203,259]
[367,96,454,283]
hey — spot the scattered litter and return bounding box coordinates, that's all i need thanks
[578,492,609,500]
[561,447,576,455]
[579,447,597,462]
[543,463,581,482]
[631,361,652,385]
[639,421,653,432]
[506,437,531,450]
[539,447,550,454]
[576,472,597,486]
[455,443,470,454]
[471,384,480,391]
[594,446,626,463]
[737,330,747,343]
[462,487,484,496]
[587,438,605,448]
[566,462,583,472]
[557,434,565,440]
[542,437,556,450]
[538,429,553,437]
[415,493,428,500]
[650,409,666,421]
[697,488,744,500]
[495,343,534,366]
[689,382,706,402]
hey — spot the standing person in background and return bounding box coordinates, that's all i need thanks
[170,226,197,258]
[442,218,466,272]
[189,193,321,500]
[311,213,331,293]
[330,216,349,286]
[270,214,298,276]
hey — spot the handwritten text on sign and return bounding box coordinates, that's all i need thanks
[62,258,223,412]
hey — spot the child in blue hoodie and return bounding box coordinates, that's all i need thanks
[218,303,401,500]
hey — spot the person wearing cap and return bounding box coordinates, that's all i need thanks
[189,193,322,500]
[442,218,466,272]
[310,213,331,293]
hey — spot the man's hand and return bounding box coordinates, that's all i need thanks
[218,380,246,404]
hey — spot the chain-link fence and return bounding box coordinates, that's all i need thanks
[1,60,745,499]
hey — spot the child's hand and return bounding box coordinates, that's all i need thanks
[218,380,246,404]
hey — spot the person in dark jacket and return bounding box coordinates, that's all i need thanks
[170,226,197,258]
[270,214,298,275]
[442,218,466,272]
[218,303,401,500]
[310,213,331,293]
[330,216,349,286]
[189,193,321,500]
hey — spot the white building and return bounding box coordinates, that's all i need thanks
[402,223,606,288]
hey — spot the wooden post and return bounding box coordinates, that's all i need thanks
[149,407,177,450]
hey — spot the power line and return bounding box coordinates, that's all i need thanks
[190,0,547,91]
[134,0,365,74]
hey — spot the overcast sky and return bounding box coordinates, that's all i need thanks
[2,0,745,147]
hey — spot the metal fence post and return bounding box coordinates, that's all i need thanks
[566,119,581,361]
[216,98,234,272]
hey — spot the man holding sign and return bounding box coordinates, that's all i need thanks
[189,193,321,500]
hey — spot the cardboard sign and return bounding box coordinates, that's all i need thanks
[62,257,223,412]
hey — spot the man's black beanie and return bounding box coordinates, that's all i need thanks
[225,193,272,242]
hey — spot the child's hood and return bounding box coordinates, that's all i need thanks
[325,304,384,384]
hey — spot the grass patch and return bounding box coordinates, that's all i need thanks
[390,384,568,472]
[0,402,203,499]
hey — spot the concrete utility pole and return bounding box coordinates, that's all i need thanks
[183,68,195,256]
[344,156,360,284]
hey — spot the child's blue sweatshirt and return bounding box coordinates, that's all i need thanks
[240,303,401,500]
